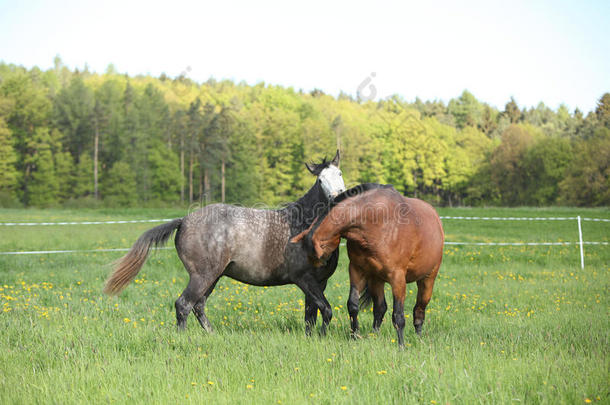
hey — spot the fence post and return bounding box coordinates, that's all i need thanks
[577,216,584,269]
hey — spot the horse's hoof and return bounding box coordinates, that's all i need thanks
[350,332,363,340]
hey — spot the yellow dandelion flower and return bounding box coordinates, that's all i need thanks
[246,384,253,389]
[377,370,387,375]
[340,386,347,391]
[208,381,214,385]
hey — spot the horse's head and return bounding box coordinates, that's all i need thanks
[290,219,338,267]
[305,150,346,201]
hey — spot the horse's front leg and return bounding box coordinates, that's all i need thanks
[304,294,317,336]
[296,275,332,336]
[304,279,327,336]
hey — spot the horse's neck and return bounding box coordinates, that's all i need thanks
[289,184,328,227]
[317,204,350,240]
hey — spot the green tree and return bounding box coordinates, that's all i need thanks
[523,137,573,204]
[559,129,610,206]
[448,90,482,129]
[148,143,181,202]
[53,74,94,160]
[24,128,59,206]
[504,97,522,124]
[595,93,610,128]
[489,124,533,205]
[73,153,93,198]
[0,98,19,199]
[54,151,75,201]
[101,161,137,206]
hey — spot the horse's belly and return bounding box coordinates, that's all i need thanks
[223,259,288,286]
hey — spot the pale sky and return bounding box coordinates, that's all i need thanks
[1,0,609,112]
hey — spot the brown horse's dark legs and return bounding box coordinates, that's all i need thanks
[347,285,360,337]
[192,278,220,333]
[368,280,387,332]
[413,276,436,336]
[390,278,406,347]
[347,263,366,338]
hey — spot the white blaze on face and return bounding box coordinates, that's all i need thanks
[318,165,346,199]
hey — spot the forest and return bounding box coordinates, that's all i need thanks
[0,58,608,208]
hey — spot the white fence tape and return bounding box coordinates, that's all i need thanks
[0,247,174,255]
[0,216,607,269]
[0,219,174,226]
[444,241,608,246]
[440,216,610,222]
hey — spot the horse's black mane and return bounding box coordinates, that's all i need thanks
[306,157,332,176]
[330,183,395,207]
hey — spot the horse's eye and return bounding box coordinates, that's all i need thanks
[339,172,342,176]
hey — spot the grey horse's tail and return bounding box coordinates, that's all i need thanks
[103,219,182,295]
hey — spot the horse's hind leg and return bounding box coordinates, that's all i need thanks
[368,279,387,332]
[175,272,219,330]
[390,274,407,347]
[347,263,366,338]
[192,278,220,333]
[413,275,437,336]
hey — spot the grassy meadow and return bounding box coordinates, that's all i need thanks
[0,206,608,404]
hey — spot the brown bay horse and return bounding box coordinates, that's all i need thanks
[291,184,444,347]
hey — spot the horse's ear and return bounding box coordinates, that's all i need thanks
[290,229,309,243]
[331,149,340,167]
[305,162,316,175]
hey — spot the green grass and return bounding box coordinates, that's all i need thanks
[0,207,608,404]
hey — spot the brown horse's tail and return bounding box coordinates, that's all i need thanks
[103,219,182,295]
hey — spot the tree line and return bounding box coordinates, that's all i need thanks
[0,58,608,208]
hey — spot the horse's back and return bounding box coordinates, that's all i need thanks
[177,204,293,283]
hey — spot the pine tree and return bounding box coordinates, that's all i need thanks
[101,161,137,206]
[0,114,19,197]
[24,128,59,206]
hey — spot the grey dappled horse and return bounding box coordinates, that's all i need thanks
[104,151,346,335]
